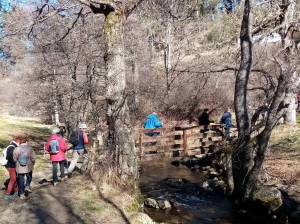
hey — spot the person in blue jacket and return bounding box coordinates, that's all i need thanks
[220,108,232,140]
[144,112,163,136]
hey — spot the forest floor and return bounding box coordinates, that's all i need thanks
[262,123,300,205]
[0,152,154,224]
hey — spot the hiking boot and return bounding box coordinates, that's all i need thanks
[25,186,32,193]
[19,194,26,199]
[67,173,73,178]
[4,194,14,200]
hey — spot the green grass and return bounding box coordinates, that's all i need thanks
[269,116,300,153]
[74,190,106,223]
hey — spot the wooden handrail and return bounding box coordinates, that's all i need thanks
[134,124,225,160]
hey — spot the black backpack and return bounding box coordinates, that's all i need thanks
[69,130,79,146]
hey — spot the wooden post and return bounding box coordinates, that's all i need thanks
[183,129,188,156]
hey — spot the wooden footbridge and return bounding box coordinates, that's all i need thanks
[135,124,226,161]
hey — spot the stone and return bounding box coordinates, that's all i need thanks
[209,171,220,178]
[195,154,206,159]
[144,198,159,209]
[157,200,172,209]
[252,186,283,214]
[191,167,197,172]
[199,181,210,188]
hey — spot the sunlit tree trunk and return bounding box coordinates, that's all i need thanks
[76,0,144,183]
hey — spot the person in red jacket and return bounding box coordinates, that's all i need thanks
[46,127,68,186]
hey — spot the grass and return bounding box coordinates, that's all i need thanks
[269,116,300,153]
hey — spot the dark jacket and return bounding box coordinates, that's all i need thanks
[4,142,18,168]
[199,112,210,126]
[73,130,88,150]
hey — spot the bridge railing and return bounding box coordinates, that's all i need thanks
[134,124,225,160]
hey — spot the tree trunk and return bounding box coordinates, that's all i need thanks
[104,10,138,180]
[75,0,145,184]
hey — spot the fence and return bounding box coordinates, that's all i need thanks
[135,124,225,161]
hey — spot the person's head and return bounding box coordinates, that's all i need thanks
[13,136,21,144]
[78,123,87,130]
[152,111,157,115]
[52,127,61,134]
[20,137,28,144]
[226,107,230,113]
[204,108,209,113]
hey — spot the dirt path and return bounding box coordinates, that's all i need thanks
[0,158,88,224]
[0,151,153,224]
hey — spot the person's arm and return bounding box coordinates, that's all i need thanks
[153,115,162,127]
[83,132,88,144]
[6,146,14,162]
[30,148,36,165]
[13,147,19,162]
[45,138,51,152]
[59,138,68,152]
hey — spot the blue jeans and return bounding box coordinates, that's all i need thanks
[52,161,65,183]
[25,171,32,187]
[17,172,32,194]
[17,173,26,195]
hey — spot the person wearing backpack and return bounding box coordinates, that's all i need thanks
[67,123,89,178]
[13,137,36,199]
[4,136,21,200]
[45,127,68,186]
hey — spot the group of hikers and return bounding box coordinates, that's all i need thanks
[2,123,89,200]
[198,108,232,140]
[143,108,232,140]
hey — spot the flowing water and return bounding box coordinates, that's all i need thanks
[139,158,261,224]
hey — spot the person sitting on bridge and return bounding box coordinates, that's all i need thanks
[144,112,163,136]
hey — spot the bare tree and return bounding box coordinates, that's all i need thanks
[227,0,300,206]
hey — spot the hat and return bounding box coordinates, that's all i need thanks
[78,123,87,129]
[52,127,61,134]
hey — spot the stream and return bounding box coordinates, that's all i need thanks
[139,158,262,224]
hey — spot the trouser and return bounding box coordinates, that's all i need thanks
[52,161,65,183]
[68,149,89,173]
[225,128,231,140]
[5,167,18,195]
[17,173,26,195]
[25,171,32,187]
